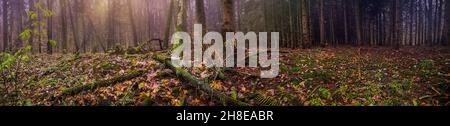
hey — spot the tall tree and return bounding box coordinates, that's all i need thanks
[107,0,118,50]
[343,0,349,44]
[60,0,68,52]
[163,0,175,49]
[195,0,206,33]
[2,0,8,51]
[445,0,450,45]
[127,0,138,47]
[301,0,311,48]
[392,0,400,49]
[175,0,187,32]
[68,0,80,52]
[46,0,53,54]
[354,0,362,46]
[29,0,35,52]
[221,0,234,33]
[16,0,25,49]
[319,0,327,46]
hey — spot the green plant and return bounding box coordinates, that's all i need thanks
[388,80,414,97]
[319,87,332,100]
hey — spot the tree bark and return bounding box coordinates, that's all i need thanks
[354,0,362,46]
[16,0,24,50]
[195,0,207,33]
[163,0,176,49]
[222,0,235,33]
[127,0,139,47]
[47,0,53,54]
[301,0,311,48]
[60,0,68,53]
[343,0,349,45]
[445,0,450,45]
[393,0,400,50]
[68,0,80,52]
[2,0,8,52]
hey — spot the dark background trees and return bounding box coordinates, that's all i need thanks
[0,0,449,54]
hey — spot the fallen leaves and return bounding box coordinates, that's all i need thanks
[210,80,223,91]
[1,47,448,106]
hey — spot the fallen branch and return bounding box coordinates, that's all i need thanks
[151,53,250,106]
[60,70,148,96]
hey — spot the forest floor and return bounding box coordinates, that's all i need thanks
[0,47,449,106]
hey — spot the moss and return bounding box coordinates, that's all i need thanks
[61,70,147,96]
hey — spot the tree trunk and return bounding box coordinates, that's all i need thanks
[301,0,311,48]
[46,0,53,54]
[319,0,325,46]
[176,0,187,33]
[222,0,235,33]
[107,0,117,50]
[68,0,80,52]
[445,0,450,45]
[195,0,207,34]
[343,0,349,45]
[163,0,176,49]
[393,0,400,50]
[60,0,68,53]
[29,0,35,52]
[16,0,24,50]
[354,0,362,46]
[127,0,139,47]
[2,0,8,52]
[409,0,414,46]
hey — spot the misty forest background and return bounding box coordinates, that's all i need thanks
[0,0,449,106]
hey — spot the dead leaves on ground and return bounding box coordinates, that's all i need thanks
[1,47,449,106]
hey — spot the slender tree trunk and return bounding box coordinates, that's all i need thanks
[409,0,414,46]
[195,0,207,34]
[2,0,8,51]
[301,0,311,48]
[222,0,235,34]
[445,0,450,45]
[436,0,443,45]
[176,0,187,32]
[127,0,138,47]
[354,0,362,46]
[60,0,68,53]
[47,0,53,54]
[29,0,35,52]
[16,0,24,50]
[146,0,153,40]
[343,0,348,45]
[107,0,117,50]
[288,0,294,48]
[68,0,79,52]
[438,0,445,45]
[80,0,87,53]
[319,0,326,46]
[393,0,400,50]
[163,0,175,49]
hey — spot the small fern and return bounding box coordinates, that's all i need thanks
[254,93,281,106]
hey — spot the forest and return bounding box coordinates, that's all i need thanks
[0,0,449,106]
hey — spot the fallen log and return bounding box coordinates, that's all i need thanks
[61,70,148,96]
[151,53,250,106]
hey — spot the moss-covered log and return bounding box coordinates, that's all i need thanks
[151,53,250,106]
[61,70,147,96]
